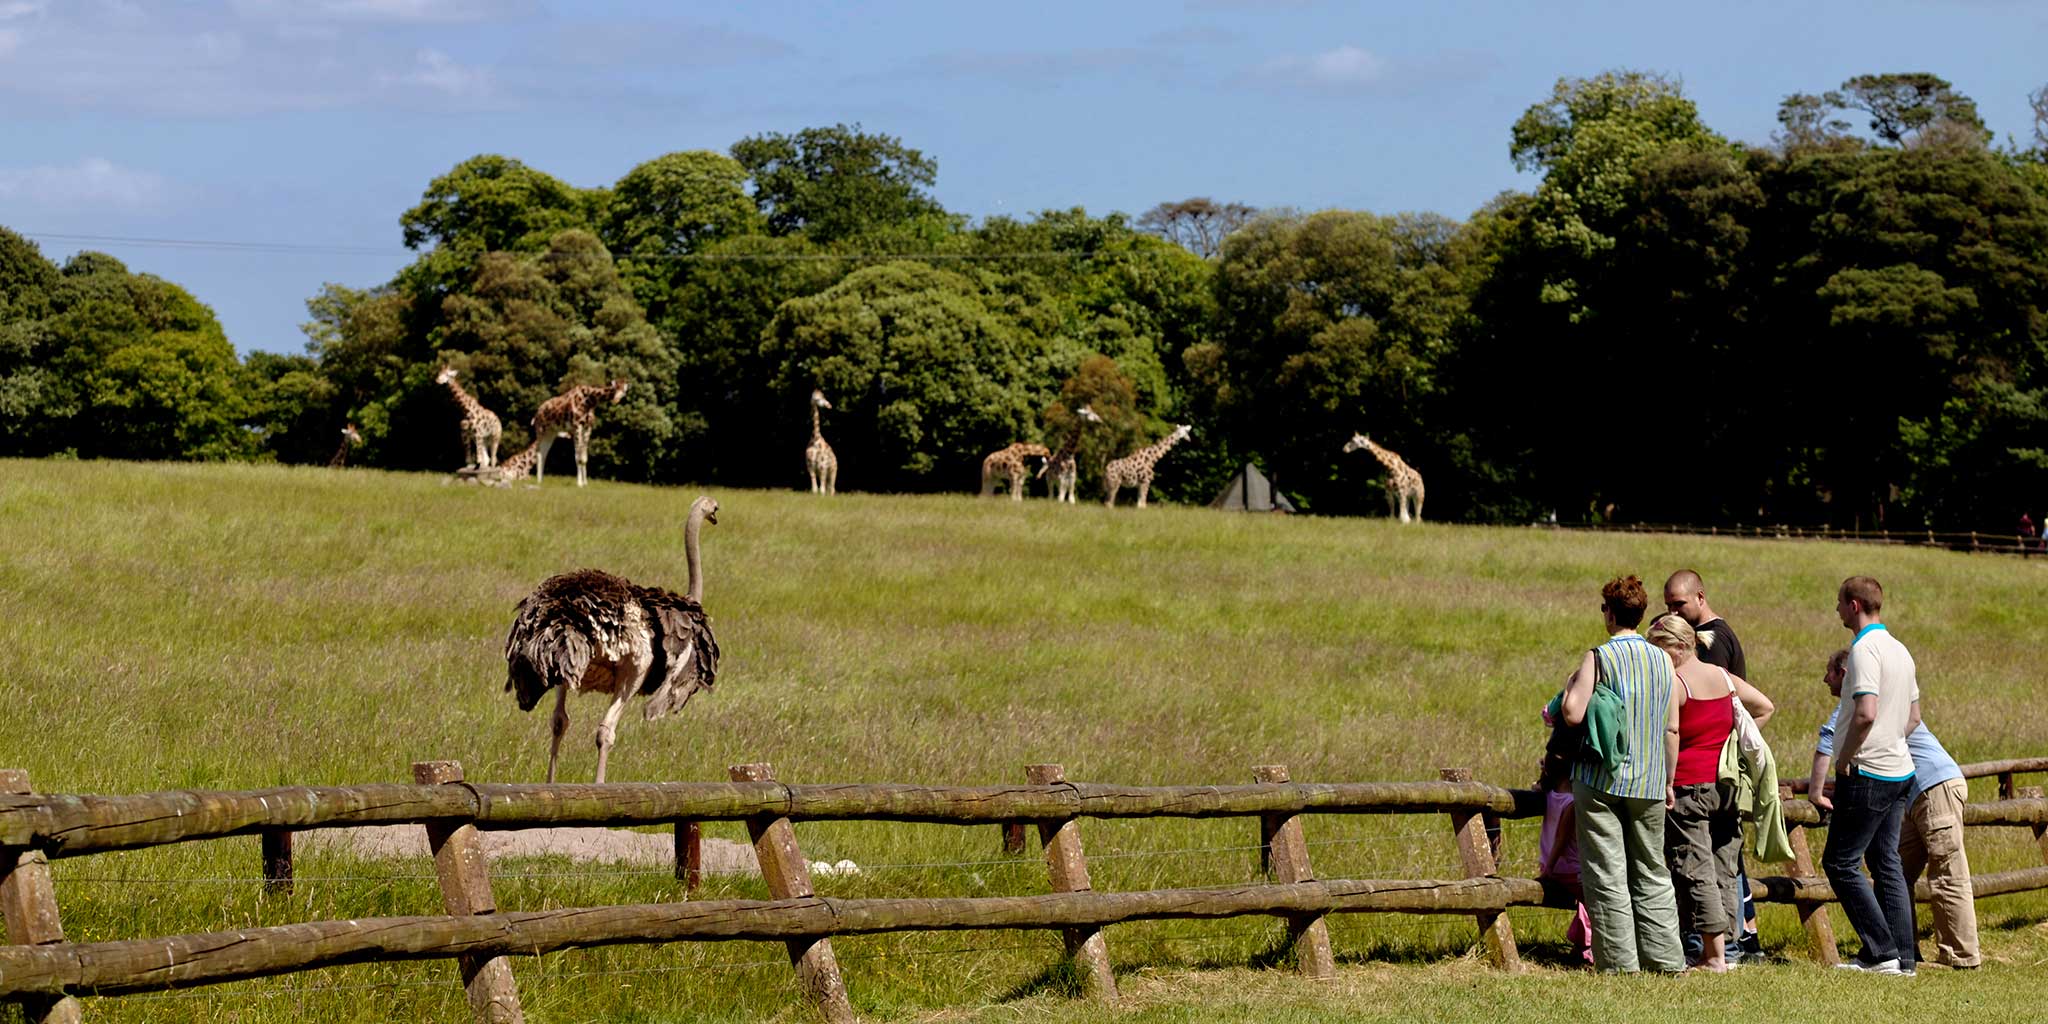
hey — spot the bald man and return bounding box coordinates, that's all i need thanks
[1663,569,1760,960]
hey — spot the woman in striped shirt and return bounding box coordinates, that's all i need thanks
[1560,575,1685,973]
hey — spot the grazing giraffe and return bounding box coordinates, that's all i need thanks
[327,424,363,468]
[1037,404,1104,504]
[1103,424,1193,509]
[805,389,837,495]
[980,443,1050,500]
[434,366,502,469]
[532,379,630,487]
[1343,432,1425,523]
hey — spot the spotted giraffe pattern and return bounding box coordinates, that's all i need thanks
[460,438,543,487]
[327,424,363,468]
[1344,433,1425,522]
[1104,424,1193,509]
[980,443,1050,500]
[1037,405,1103,503]
[805,389,837,495]
[435,367,502,469]
[532,380,630,487]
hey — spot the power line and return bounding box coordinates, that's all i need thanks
[16,231,1189,263]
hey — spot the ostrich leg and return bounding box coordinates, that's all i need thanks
[547,686,570,784]
[592,691,633,784]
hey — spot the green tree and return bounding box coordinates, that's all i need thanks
[399,155,595,298]
[761,261,1079,489]
[731,124,946,242]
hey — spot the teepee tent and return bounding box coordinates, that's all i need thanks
[1210,462,1296,513]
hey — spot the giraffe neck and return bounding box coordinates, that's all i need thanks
[1141,433,1185,461]
[811,403,823,444]
[1366,443,1403,473]
[441,376,475,409]
[1051,424,1086,464]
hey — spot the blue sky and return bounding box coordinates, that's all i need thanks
[3,0,2044,353]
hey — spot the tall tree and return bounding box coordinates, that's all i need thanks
[730,124,946,242]
[399,155,596,298]
[1136,198,1257,258]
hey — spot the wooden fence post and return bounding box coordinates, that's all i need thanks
[729,763,855,1024]
[1025,764,1117,1003]
[1437,768,1520,970]
[1002,822,1028,856]
[261,828,293,895]
[0,771,82,1024]
[1999,772,2015,800]
[1253,765,1334,979]
[2019,785,2048,865]
[413,761,524,1024]
[1786,822,1840,966]
[674,821,702,892]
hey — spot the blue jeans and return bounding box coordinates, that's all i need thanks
[1822,771,1916,964]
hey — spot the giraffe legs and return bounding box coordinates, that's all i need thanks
[825,459,837,495]
[546,685,570,784]
[535,435,556,484]
[1136,474,1152,509]
[483,423,501,468]
[1412,485,1425,522]
[1010,467,1026,501]
[573,425,591,487]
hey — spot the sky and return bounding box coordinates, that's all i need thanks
[2,0,2045,354]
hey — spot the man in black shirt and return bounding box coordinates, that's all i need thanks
[1664,569,1761,959]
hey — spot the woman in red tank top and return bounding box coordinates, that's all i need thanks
[1647,613,1775,971]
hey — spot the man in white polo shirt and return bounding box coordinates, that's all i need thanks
[1813,575,1920,975]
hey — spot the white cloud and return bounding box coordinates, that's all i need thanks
[1254,45,1390,91]
[0,1,47,20]
[0,157,168,209]
[231,0,528,24]
[377,47,491,99]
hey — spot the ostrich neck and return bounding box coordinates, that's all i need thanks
[685,507,705,604]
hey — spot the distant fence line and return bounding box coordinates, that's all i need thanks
[1554,519,2048,557]
[1,756,2045,1023]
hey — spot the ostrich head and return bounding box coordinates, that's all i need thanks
[435,366,458,385]
[606,379,630,403]
[1343,432,1371,454]
[811,388,832,410]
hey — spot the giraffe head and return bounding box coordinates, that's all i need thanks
[1167,423,1193,444]
[811,388,832,410]
[606,379,630,403]
[1343,432,1372,454]
[1077,405,1103,424]
[341,424,364,446]
[435,366,458,385]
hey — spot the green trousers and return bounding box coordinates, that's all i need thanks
[1573,780,1685,972]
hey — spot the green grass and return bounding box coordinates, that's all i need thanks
[2,458,2045,1022]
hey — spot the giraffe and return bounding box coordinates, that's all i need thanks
[1037,404,1104,503]
[327,424,363,468]
[1103,424,1193,509]
[434,366,502,469]
[532,379,630,487]
[459,438,542,487]
[1343,432,1425,523]
[980,443,1051,500]
[805,388,838,495]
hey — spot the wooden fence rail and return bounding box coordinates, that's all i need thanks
[2,757,2045,1020]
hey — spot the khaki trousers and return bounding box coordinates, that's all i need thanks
[1900,777,1980,968]
[1573,781,1684,973]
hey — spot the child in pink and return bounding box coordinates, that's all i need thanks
[1537,750,1595,966]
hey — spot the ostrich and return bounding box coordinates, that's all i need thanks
[503,495,722,783]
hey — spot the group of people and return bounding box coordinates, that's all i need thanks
[1535,571,1981,975]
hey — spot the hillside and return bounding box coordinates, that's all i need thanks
[2,459,2044,1022]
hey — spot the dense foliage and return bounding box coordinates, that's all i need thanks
[7,84,2048,527]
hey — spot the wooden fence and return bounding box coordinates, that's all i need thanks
[2,755,2045,1023]
[1554,519,2048,558]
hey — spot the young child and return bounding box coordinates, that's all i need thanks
[1537,750,1595,966]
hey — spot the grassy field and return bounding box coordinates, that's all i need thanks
[1,458,2045,1022]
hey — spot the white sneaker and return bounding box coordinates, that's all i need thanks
[1835,957,1905,975]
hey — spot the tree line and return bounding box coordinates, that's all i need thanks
[3,71,2046,528]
